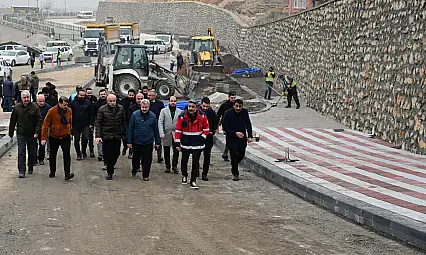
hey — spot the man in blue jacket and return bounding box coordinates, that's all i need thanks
[127,99,160,181]
[2,76,14,112]
[222,99,253,181]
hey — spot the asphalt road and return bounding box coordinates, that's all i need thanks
[0,145,422,254]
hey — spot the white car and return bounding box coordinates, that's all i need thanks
[0,50,30,67]
[0,60,12,83]
[0,45,26,55]
[142,39,167,54]
[43,46,73,62]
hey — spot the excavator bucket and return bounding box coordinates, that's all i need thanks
[191,65,224,73]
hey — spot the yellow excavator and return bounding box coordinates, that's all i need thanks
[188,27,223,73]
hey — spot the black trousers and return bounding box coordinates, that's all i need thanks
[265,81,273,99]
[230,149,246,176]
[102,139,121,175]
[17,135,37,174]
[164,145,179,169]
[132,143,153,178]
[49,135,71,175]
[37,136,46,161]
[88,127,94,154]
[72,126,89,156]
[181,148,201,182]
[287,86,300,107]
[40,60,44,69]
[202,146,212,176]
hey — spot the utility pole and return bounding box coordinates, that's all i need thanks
[36,0,39,8]
[64,0,67,13]
[28,0,30,6]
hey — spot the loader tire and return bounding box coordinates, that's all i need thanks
[114,74,140,99]
[155,80,175,100]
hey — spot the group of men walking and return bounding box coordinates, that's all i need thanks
[8,82,253,189]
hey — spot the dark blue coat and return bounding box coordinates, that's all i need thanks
[70,98,94,128]
[222,108,253,151]
[38,103,51,121]
[127,110,160,146]
[149,100,165,119]
[2,79,13,97]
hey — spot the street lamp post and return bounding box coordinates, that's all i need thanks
[64,0,67,13]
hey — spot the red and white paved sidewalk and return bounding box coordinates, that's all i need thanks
[249,127,426,224]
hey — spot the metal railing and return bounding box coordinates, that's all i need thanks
[1,14,55,36]
[44,19,84,32]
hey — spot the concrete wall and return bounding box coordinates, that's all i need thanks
[97,0,426,154]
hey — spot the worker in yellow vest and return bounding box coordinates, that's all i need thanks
[56,49,62,67]
[283,74,300,109]
[264,66,275,100]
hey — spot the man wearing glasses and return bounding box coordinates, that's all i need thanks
[222,99,253,181]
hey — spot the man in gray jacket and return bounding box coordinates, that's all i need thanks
[158,96,182,174]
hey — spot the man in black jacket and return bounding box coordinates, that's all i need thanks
[9,90,42,178]
[217,91,237,162]
[148,91,165,163]
[94,89,107,161]
[45,82,58,107]
[95,94,127,180]
[222,99,253,181]
[128,92,144,120]
[85,87,98,158]
[120,88,136,158]
[70,89,94,160]
[200,97,218,181]
[36,94,51,165]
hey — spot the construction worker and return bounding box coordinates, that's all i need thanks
[283,74,300,109]
[264,67,275,100]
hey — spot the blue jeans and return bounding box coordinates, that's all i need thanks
[3,96,12,112]
[170,63,175,72]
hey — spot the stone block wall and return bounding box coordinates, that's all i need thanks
[97,0,426,154]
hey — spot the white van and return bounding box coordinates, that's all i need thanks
[77,11,94,19]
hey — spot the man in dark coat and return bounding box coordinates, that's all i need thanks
[217,91,237,162]
[45,82,58,107]
[95,94,127,180]
[94,89,107,162]
[35,94,51,165]
[85,87,98,158]
[2,75,14,112]
[120,88,136,158]
[148,91,165,163]
[222,99,253,181]
[9,90,42,178]
[69,89,94,160]
[200,97,218,181]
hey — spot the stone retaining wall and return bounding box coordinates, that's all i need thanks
[97,0,426,154]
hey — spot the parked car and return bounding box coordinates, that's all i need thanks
[0,45,26,55]
[0,60,13,83]
[0,50,30,67]
[43,46,73,62]
[142,39,167,54]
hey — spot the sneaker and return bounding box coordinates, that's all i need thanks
[232,175,239,181]
[172,166,178,174]
[105,174,112,180]
[181,176,188,184]
[296,106,300,109]
[190,181,199,189]
[222,155,229,162]
[143,177,149,181]
[202,174,209,181]
[77,155,82,161]
[28,168,33,174]
[102,164,107,171]
[285,105,291,108]
[132,169,137,177]
[49,172,55,178]
[18,173,25,178]
[165,167,171,173]
[65,173,75,180]
[90,153,95,158]
[97,156,103,161]
[39,160,45,165]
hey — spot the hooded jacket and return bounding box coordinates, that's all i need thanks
[175,110,209,150]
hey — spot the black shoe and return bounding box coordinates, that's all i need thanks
[18,173,25,178]
[97,156,103,161]
[173,167,179,174]
[77,155,82,161]
[128,153,133,159]
[296,106,300,109]
[222,155,229,162]
[132,169,137,177]
[137,169,142,172]
[33,162,39,166]
[39,160,44,165]
[190,181,199,189]
[285,105,291,108]
[105,174,112,180]
[143,177,149,181]
[90,153,95,158]
[202,174,209,181]
[82,153,88,159]
[232,175,239,181]
[182,176,188,184]
[65,173,75,180]
[122,149,126,156]
[165,167,171,173]
[49,172,55,178]
[158,158,164,163]
[28,168,33,174]
[102,164,107,171]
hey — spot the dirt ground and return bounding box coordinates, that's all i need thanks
[38,67,94,97]
[0,144,422,254]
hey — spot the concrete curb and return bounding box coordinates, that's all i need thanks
[0,135,17,158]
[32,63,90,75]
[213,135,426,251]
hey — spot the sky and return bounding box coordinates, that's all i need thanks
[0,0,101,11]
